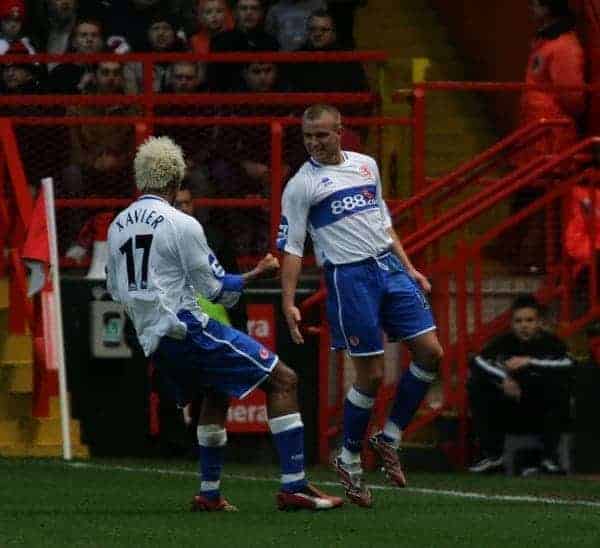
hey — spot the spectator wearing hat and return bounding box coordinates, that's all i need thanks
[128,11,188,92]
[0,0,35,55]
[0,58,39,94]
[0,1,41,98]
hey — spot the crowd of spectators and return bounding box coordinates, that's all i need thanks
[0,0,368,94]
[0,0,370,256]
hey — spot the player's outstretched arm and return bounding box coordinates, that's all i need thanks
[281,252,304,344]
[388,227,431,293]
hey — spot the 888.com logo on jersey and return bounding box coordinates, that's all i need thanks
[330,188,376,216]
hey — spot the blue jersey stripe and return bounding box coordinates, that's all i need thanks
[308,184,378,229]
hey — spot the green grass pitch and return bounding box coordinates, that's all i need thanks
[2,458,600,547]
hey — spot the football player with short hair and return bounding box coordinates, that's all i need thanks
[279,104,444,507]
[106,136,343,512]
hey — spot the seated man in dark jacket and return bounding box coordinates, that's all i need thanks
[468,294,573,475]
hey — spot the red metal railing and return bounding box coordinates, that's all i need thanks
[0,120,34,332]
[3,71,600,462]
[0,50,394,422]
[313,138,599,467]
[6,114,413,271]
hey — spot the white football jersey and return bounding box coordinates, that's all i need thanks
[106,195,239,356]
[278,151,393,265]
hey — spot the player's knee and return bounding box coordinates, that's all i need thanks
[359,368,384,393]
[270,362,298,395]
[417,341,444,371]
[354,357,385,393]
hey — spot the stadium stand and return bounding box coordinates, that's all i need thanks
[0,0,599,480]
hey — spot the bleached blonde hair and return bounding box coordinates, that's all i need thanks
[134,136,186,192]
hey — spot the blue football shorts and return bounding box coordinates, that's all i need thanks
[324,251,436,357]
[153,310,278,403]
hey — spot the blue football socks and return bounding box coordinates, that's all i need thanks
[197,424,227,500]
[382,363,435,448]
[269,413,308,493]
[342,386,375,461]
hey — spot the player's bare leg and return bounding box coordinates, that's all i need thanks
[191,391,238,512]
[264,362,343,511]
[334,353,385,507]
[370,331,443,487]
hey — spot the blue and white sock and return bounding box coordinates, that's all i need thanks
[382,362,436,448]
[342,386,375,464]
[197,424,227,500]
[269,413,307,493]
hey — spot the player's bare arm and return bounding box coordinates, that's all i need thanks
[387,227,431,293]
[281,252,304,344]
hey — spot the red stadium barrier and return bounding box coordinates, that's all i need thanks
[2,70,600,463]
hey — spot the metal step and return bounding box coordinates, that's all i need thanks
[1,333,33,367]
[0,364,33,394]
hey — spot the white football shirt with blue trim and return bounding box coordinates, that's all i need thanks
[106,194,239,356]
[278,151,393,265]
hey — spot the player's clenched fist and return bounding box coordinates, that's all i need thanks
[256,253,280,275]
[244,253,280,284]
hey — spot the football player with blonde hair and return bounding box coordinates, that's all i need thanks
[106,137,343,512]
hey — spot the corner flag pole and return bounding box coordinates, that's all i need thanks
[42,177,72,460]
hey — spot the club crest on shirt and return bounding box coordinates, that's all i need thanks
[259,347,270,360]
[348,336,360,346]
[208,254,225,279]
[320,176,334,186]
[359,165,374,180]
[416,289,431,310]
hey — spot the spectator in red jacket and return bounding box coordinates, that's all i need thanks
[0,0,35,55]
[511,0,586,272]
[517,0,585,166]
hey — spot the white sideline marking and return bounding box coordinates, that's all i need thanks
[67,462,600,509]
